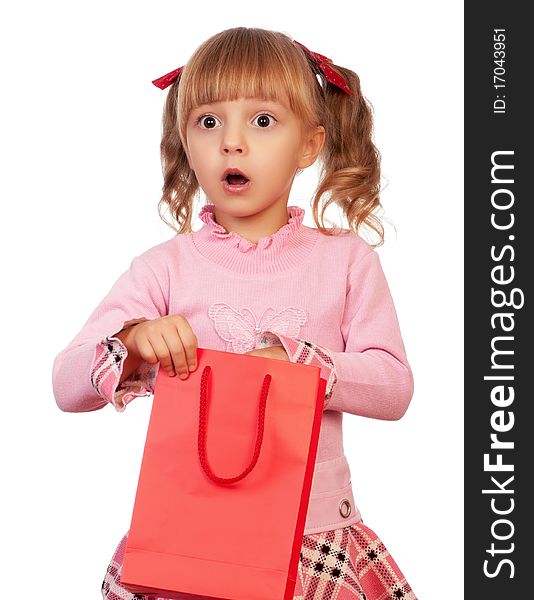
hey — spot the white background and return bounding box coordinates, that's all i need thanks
[1,1,463,598]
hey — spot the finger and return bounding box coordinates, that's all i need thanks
[173,317,198,373]
[134,333,159,365]
[147,331,177,377]
[178,329,198,373]
[161,328,189,379]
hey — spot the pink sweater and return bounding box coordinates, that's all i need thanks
[52,203,414,535]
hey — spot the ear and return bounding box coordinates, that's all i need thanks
[182,139,193,169]
[298,125,325,169]
[180,126,194,169]
[186,150,193,171]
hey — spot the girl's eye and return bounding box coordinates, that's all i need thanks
[253,113,276,128]
[195,112,276,129]
[197,115,220,129]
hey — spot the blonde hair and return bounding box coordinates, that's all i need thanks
[157,27,385,246]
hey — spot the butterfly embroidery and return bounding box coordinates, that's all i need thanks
[208,302,307,353]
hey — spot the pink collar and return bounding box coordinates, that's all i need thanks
[198,204,305,252]
[191,203,318,275]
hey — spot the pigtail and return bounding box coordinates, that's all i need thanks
[157,74,199,234]
[313,65,384,247]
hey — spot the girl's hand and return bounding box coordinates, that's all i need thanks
[244,346,290,361]
[129,315,198,379]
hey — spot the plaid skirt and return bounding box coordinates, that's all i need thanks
[101,521,417,600]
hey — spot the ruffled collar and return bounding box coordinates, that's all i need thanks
[198,203,305,253]
[190,202,318,274]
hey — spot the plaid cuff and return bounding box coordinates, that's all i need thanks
[90,334,157,413]
[262,332,338,410]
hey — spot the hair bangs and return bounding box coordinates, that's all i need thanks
[176,28,319,140]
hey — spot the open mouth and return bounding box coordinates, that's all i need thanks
[222,168,250,186]
[226,173,249,185]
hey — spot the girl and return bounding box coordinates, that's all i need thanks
[53,27,417,600]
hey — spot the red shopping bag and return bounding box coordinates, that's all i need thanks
[120,347,326,600]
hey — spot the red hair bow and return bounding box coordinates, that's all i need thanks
[292,41,353,95]
[152,66,185,90]
[152,40,352,95]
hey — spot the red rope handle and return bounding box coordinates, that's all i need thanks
[198,365,271,485]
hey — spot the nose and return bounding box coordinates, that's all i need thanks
[223,143,243,154]
[221,123,246,155]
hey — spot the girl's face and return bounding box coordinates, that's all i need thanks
[185,96,324,221]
